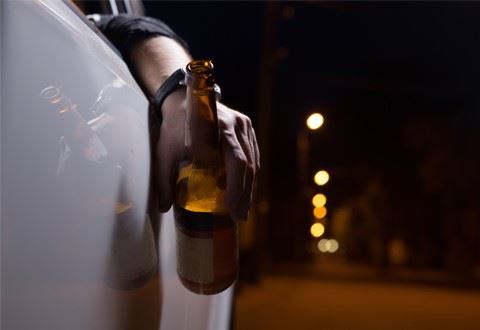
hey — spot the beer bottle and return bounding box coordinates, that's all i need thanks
[174,60,237,295]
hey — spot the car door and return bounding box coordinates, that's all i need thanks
[1,1,233,329]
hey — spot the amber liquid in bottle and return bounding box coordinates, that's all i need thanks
[174,60,237,295]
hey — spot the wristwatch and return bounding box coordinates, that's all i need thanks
[151,68,186,113]
[151,68,222,122]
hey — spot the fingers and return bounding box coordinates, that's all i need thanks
[234,117,255,170]
[220,128,247,218]
[218,106,259,221]
[156,97,259,220]
[236,163,254,220]
[234,117,257,220]
[249,123,261,171]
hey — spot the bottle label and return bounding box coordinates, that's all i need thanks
[176,228,214,284]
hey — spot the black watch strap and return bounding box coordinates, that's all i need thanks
[151,68,186,116]
[150,67,222,123]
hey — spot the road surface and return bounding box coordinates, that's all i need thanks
[235,275,480,330]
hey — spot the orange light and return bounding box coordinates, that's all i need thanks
[312,193,327,207]
[313,206,327,219]
[310,223,325,238]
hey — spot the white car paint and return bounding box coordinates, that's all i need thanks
[1,1,233,329]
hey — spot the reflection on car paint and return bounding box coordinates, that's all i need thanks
[2,0,233,329]
[40,86,109,165]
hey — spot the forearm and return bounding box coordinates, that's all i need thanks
[91,14,191,98]
[128,36,191,97]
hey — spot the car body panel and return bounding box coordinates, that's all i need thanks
[1,1,232,329]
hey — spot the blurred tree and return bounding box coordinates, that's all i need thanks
[404,115,480,278]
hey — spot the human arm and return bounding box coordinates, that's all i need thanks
[95,16,260,220]
[130,36,260,221]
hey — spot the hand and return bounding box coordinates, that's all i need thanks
[156,89,260,221]
[128,36,259,219]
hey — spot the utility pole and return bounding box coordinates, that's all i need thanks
[251,2,279,279]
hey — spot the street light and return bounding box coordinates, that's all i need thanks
[306,113,324,130]
[317,239,330,252]
[317,239,339,253]
[313,206,327,219]
[328,239,339,253]
[310,223,325,238]
[312,193,327,207]
[314,170,329,186]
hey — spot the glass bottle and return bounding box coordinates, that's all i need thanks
[174,60,237,295]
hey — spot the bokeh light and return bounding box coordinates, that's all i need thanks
[312,193,327,207]
[313,206,327,219]
[328,239,339,253]
[306,113,324,130]
[317,239,330,252]
[314,170,329,186]
[317,239,339,253]
[310,223,325,238]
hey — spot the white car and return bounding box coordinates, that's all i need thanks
[1,1,233,329]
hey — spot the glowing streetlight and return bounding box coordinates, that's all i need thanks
[313,206,327,219]
[317,239,339,253]
[306,113,324,130]
[328,239,339,253]
[312,193,327,208]
[310,223,325,238]
[314,170,329,186]
[318,239,330,252]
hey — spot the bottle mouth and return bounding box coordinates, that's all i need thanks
[187,60,214,75]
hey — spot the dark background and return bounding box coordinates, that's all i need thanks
[144,1,480,275]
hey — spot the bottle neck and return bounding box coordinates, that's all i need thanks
[185,61,220,163]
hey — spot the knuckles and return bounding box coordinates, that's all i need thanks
[217,103,258,173]
[217,103,250,131]
[232,149,248,168]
